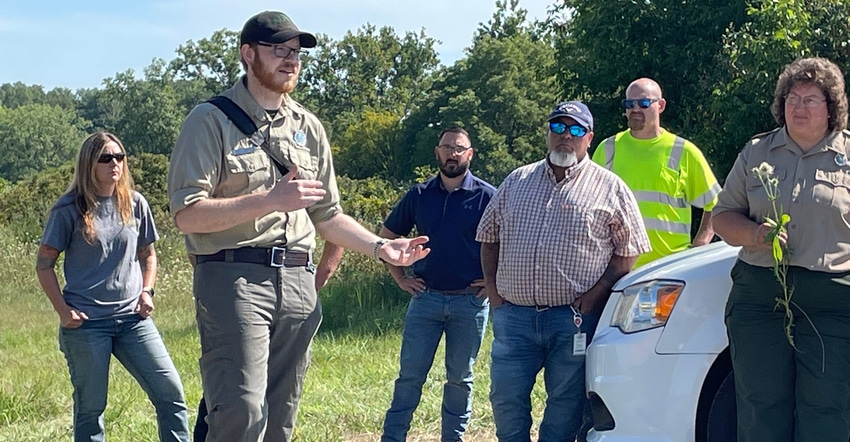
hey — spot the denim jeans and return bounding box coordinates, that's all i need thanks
[489,304,599,442]
[58,314,189,442]
[382,289,490,442]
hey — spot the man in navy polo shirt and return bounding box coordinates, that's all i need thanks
[380,126,495,442]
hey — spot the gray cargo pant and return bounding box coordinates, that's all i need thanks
[194,260,321,442]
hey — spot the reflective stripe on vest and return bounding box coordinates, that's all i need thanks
[691,182,722,208]
[667,136,686,170]
[602,137,616,170]
[642,218,691,234]
[633,190,688,208]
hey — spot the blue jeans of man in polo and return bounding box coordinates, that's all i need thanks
[489,304,599,442]
[58,314,190,442]
[382,289,490,442]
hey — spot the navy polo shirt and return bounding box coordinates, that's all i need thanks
[383,172,496,291]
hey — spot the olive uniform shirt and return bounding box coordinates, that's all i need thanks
[167,77,342,255]
[714,127,850,271]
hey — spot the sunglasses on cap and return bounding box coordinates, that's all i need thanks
[549,122,588,137]
[622,98,660,109]
[97,153,126,164]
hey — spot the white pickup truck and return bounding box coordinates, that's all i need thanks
[586,241,740,442]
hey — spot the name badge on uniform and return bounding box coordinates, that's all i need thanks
[571,305,587,356]
[293,130,308,147]
[232,144,256,156]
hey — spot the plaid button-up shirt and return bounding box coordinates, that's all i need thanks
[476,156,650,306]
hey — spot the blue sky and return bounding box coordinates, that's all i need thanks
[0,0,556,91]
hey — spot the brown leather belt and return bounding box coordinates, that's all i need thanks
[195,246,311,268]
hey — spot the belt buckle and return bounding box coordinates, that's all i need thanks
[269,246,286,268]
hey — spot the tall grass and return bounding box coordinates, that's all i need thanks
[0,225,546,441]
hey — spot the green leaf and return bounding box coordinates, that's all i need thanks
[773,237,783,262]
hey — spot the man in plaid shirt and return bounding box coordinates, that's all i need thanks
[476,100,650,442]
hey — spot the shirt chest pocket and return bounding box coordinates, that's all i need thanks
[813,169,850,213]
[282,141,318,180]
[221,149,270,196]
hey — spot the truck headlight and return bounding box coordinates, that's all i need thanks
[611,280,684,333]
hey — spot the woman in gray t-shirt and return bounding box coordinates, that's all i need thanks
[35,132,189,441]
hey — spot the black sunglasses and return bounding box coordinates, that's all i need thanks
[97,153,126,164]
[549,122,588,137]
[622,98,660,109]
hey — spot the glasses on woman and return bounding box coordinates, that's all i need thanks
[549,122,588,137]
[256,42,308,60]
[97,153,126,164]
[622,98,660,109]
[785,94,827,108]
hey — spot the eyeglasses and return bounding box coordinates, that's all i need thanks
[256,42,308,60]
[622,98,660,109]
[438,144,472,154]
[785,94,827,108]
[549,122,588,137]
[97,153,126,164]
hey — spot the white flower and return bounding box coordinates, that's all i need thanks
[753,162,775,179]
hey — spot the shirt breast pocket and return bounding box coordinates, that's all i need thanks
[813,169,850,214]
[223,149,270,195]
[285,143,318,180]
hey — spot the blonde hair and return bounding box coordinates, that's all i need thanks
[67,132,135,243]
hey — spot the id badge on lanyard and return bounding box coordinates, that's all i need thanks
[570,305,587,356]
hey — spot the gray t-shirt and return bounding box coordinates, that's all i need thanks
[41,191,159,319]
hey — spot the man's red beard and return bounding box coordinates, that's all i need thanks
[251,53,298,94]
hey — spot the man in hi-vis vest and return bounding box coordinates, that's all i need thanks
[592,78,720,268]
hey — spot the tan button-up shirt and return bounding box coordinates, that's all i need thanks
[714,127,850,271]
[476,156,650,306]
[167,77,342,255]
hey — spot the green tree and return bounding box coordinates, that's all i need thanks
[0,104,88,181]
[99,69,183,155]
[167,29,242,99]
[0,82,46,108]
[401,0,558,184]
[711,0,850,177]
[298,25,439,138]
[553,0,748,168]
[334,110,404,179]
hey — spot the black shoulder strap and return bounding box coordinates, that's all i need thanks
[206,95,257,136]
[206,95,289,176]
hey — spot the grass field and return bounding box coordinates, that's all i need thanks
[0,227,546,441]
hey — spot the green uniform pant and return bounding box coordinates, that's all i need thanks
[726,260,850,442]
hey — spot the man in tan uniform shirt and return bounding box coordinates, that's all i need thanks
[167,11,429,442]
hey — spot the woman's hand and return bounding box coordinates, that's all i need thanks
[59,307,88,328]
[753,222,787,251]
[136,291,155,318]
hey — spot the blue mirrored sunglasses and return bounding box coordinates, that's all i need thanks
[549,122,588,137]
[622,98,660,109]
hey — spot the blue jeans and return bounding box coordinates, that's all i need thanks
[382,289,490,442]
[58,314,189,442]
[489,304,599,442]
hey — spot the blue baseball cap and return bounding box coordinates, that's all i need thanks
[547,101,594,131]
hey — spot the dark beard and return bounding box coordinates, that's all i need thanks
[251,54,297,94]
[439,161,468,178]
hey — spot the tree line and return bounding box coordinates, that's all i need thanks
[1,0,849,199]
